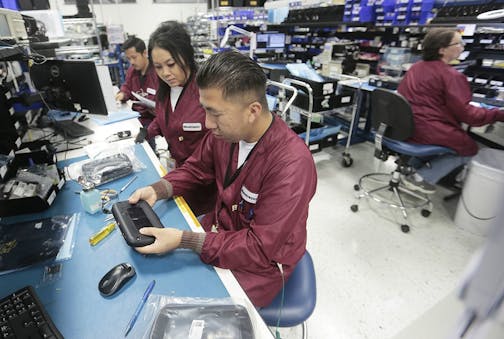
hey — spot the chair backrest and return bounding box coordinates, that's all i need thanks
[370,88,415,141]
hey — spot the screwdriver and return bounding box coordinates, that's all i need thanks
[89,222,116,246]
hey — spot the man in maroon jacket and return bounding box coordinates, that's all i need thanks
[116,36,159,149]
[398,28,504,194]
[129,51,317,307]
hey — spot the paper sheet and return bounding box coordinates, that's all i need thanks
[131,91,156,109]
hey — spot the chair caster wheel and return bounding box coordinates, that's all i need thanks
[342,155,353,168]
[351,204,358,212]
[401,224,410,233]
[421,209,431,217]
[353,184,360,191]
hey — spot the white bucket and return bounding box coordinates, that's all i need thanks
[455,148,504,236]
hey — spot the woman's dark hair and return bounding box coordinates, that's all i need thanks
[122,36,146,53]
[148,21,196,101]
[422,28,458,61]
[196,50,268,110]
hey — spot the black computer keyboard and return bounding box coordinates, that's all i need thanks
[0,286,63,339]
[52,120,94,139]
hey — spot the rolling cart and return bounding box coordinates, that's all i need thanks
[282,78,343,153]
[332,74,364,168]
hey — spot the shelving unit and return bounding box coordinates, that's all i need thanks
[187,7,268,62]
[57,18,103,59]
[0,49,66,216]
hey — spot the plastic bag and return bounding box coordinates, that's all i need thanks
[0,213,79,275]
[133,296,258,339]
[65,144,145,185]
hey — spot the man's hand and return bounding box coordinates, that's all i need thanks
[134,227,183,254]
[129,186,157,206]
[115,91,125,102]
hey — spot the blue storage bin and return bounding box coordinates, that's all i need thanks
[360,0,377,6]
[382,0,396,11]
[1,0,19,10]
[410,0,433,12]
[360,6,376,22]
[384,12,396,20]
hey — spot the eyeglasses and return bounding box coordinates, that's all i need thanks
[448,41,465,47]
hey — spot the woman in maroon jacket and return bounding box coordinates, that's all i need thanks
[398,28,504,194]
[147,22,214,215]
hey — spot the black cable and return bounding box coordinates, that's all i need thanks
[0,40,47,64]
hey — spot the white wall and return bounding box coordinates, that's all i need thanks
[48,0,207,41]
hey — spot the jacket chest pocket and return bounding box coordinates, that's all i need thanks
[234,185,258,227]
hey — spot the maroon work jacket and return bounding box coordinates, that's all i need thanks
[147,76,213,215]
[398,60,504,156]
[164,115,317,307]
[147,76,207,166]
[120,64,159,126]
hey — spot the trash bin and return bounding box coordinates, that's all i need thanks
[455,148,504,236]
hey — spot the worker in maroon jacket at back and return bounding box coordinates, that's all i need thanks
[398,28,504,195]
[129,50,318,307]
[116,36,159,151]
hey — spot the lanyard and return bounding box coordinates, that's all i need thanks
[223,114,275,189]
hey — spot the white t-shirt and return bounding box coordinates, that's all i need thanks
[238,140,257,168]
[170,86,183,111]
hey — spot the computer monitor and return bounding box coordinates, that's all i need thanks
[256,32,285,50]
[30,59,116,115]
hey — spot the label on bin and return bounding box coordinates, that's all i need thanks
[341,96,351,104]
[47,191,57,205]
[323,83,333,95]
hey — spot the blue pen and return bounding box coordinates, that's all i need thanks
[124,280,156,337]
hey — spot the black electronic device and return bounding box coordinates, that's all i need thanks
[112,200,164,247]
[0,285,63,339]
[30,59,113,115]
[81,154,133,186]
[52,119,94,139]
[98,262,136,296]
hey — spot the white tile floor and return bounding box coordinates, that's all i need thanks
[276,141,486,339]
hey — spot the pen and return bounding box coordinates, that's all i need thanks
[120,175,138,194]
[89,222,116,246]
[124,280,155,337]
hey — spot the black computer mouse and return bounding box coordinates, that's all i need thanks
[98,263,136,296]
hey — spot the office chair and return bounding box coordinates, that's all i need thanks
[350,88,455,233]
[258,251,316,339]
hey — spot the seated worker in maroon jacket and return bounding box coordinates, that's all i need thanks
[129,51,318,307]
[398,28,504,194]
[145,21,213,215]
[116,36,159,149]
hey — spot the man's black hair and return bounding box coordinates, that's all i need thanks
[148,21,196,102]
[422,28,458,61]
[196,50,268,109]
[122,36,146,53]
